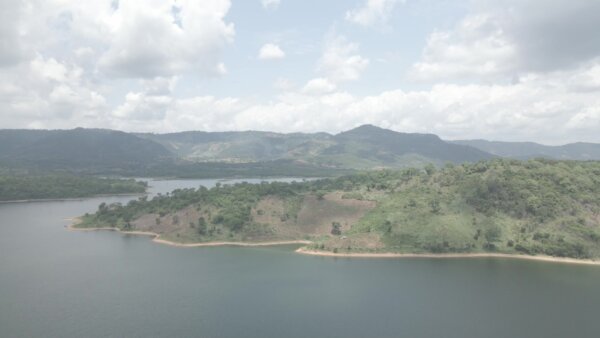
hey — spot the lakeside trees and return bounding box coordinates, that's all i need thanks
[0,175,147,201]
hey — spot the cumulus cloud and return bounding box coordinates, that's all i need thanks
[318,35,369,83]
[94,58,600,143]
[258,43,285,60]
[0,55,107,129]
[2,0,600,145]
[4,59,599,143]
[345,0,402,27]
[302,78,337,95]
[412,0,600,81]
[99,0,234,78]
[0,1,28,67]
[261,0,281,11]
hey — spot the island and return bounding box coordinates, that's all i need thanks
[73,159,600,262]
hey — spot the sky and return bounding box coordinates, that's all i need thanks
[1,0,600,144]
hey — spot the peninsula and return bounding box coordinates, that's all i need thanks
[74,159,600,261]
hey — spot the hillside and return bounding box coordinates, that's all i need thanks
[76,159,600,260]
[5,126,599,176]
[139,124,493,168]
[137,130,331,163]
[0,128,172,172]
[452,139,600,160]
[315,125,493,168]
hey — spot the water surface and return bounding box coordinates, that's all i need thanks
[1,178,599,338]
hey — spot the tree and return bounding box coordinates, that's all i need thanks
[429,199,441,214]
[331,222,341,235]
[484,225,502,244]
[424,164,436,176]
[198,217,207,235]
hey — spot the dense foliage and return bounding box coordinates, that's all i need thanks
[353,159,600,258]
[0,175,147,201]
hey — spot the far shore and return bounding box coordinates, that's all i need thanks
[67,220,600,266]
[1,193,145,204]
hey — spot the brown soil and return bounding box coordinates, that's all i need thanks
[252,192,375,238]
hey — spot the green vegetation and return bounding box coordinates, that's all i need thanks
[1,125,493,176]
[77,159,600,260]
[452,139,600,161]
[0,175,147,201]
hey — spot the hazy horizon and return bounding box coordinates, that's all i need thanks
[2,123,599,147]
[2,0,600,145]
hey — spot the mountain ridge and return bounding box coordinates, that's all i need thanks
[1,125,599,176]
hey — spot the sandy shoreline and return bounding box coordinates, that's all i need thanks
[66,221,311,248]
[295,247,600,265]
[67,220,600,266]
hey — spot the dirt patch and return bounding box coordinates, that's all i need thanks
[252,192,375,238]
[295,192,375,234]
[129,191,376,243]
[322,233,385,251]
[132,204,208,239]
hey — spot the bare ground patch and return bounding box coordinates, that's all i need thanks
[252,192,375,238]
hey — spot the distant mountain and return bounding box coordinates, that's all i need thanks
[9,125,597,176]
[140,124,493,168]
[137,130,331,163]
[0,128,172,171]
[451,139,600,160]
[319,125,493,168]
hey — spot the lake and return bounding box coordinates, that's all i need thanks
[1,178,599,338]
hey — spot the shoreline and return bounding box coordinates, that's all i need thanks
[66,221,311,248]
[295,248,600,266]
[67,221,600,266]
[1,193,145,204]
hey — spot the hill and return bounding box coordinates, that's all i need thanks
[76,159,600,260]
[139,124,493,168]
[451,139,600,160]
[0,128,172,172]
[137,130,331,163]
[316,124,493,168]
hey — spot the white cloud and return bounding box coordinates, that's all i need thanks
[98,0,234,78]
[258,43,285,60]
[261,0,281,11]
[113,92,172,121]
[318,35,369,83]
[0,0,28,67]
[345,0,401,27]
[411,0,600,81]
[302,78,337,95]
[141,76,178,95]
[411,14,518,81]
[1,0,600,146]
[0,55,107,129]
[274,77,295,91]
[4,59,600,143]
[84,60,596,143]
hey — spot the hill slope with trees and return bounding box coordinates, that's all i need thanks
[76,159,600,260]
[452,139,600,160]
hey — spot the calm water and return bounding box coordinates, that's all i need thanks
[1,178,600,338]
